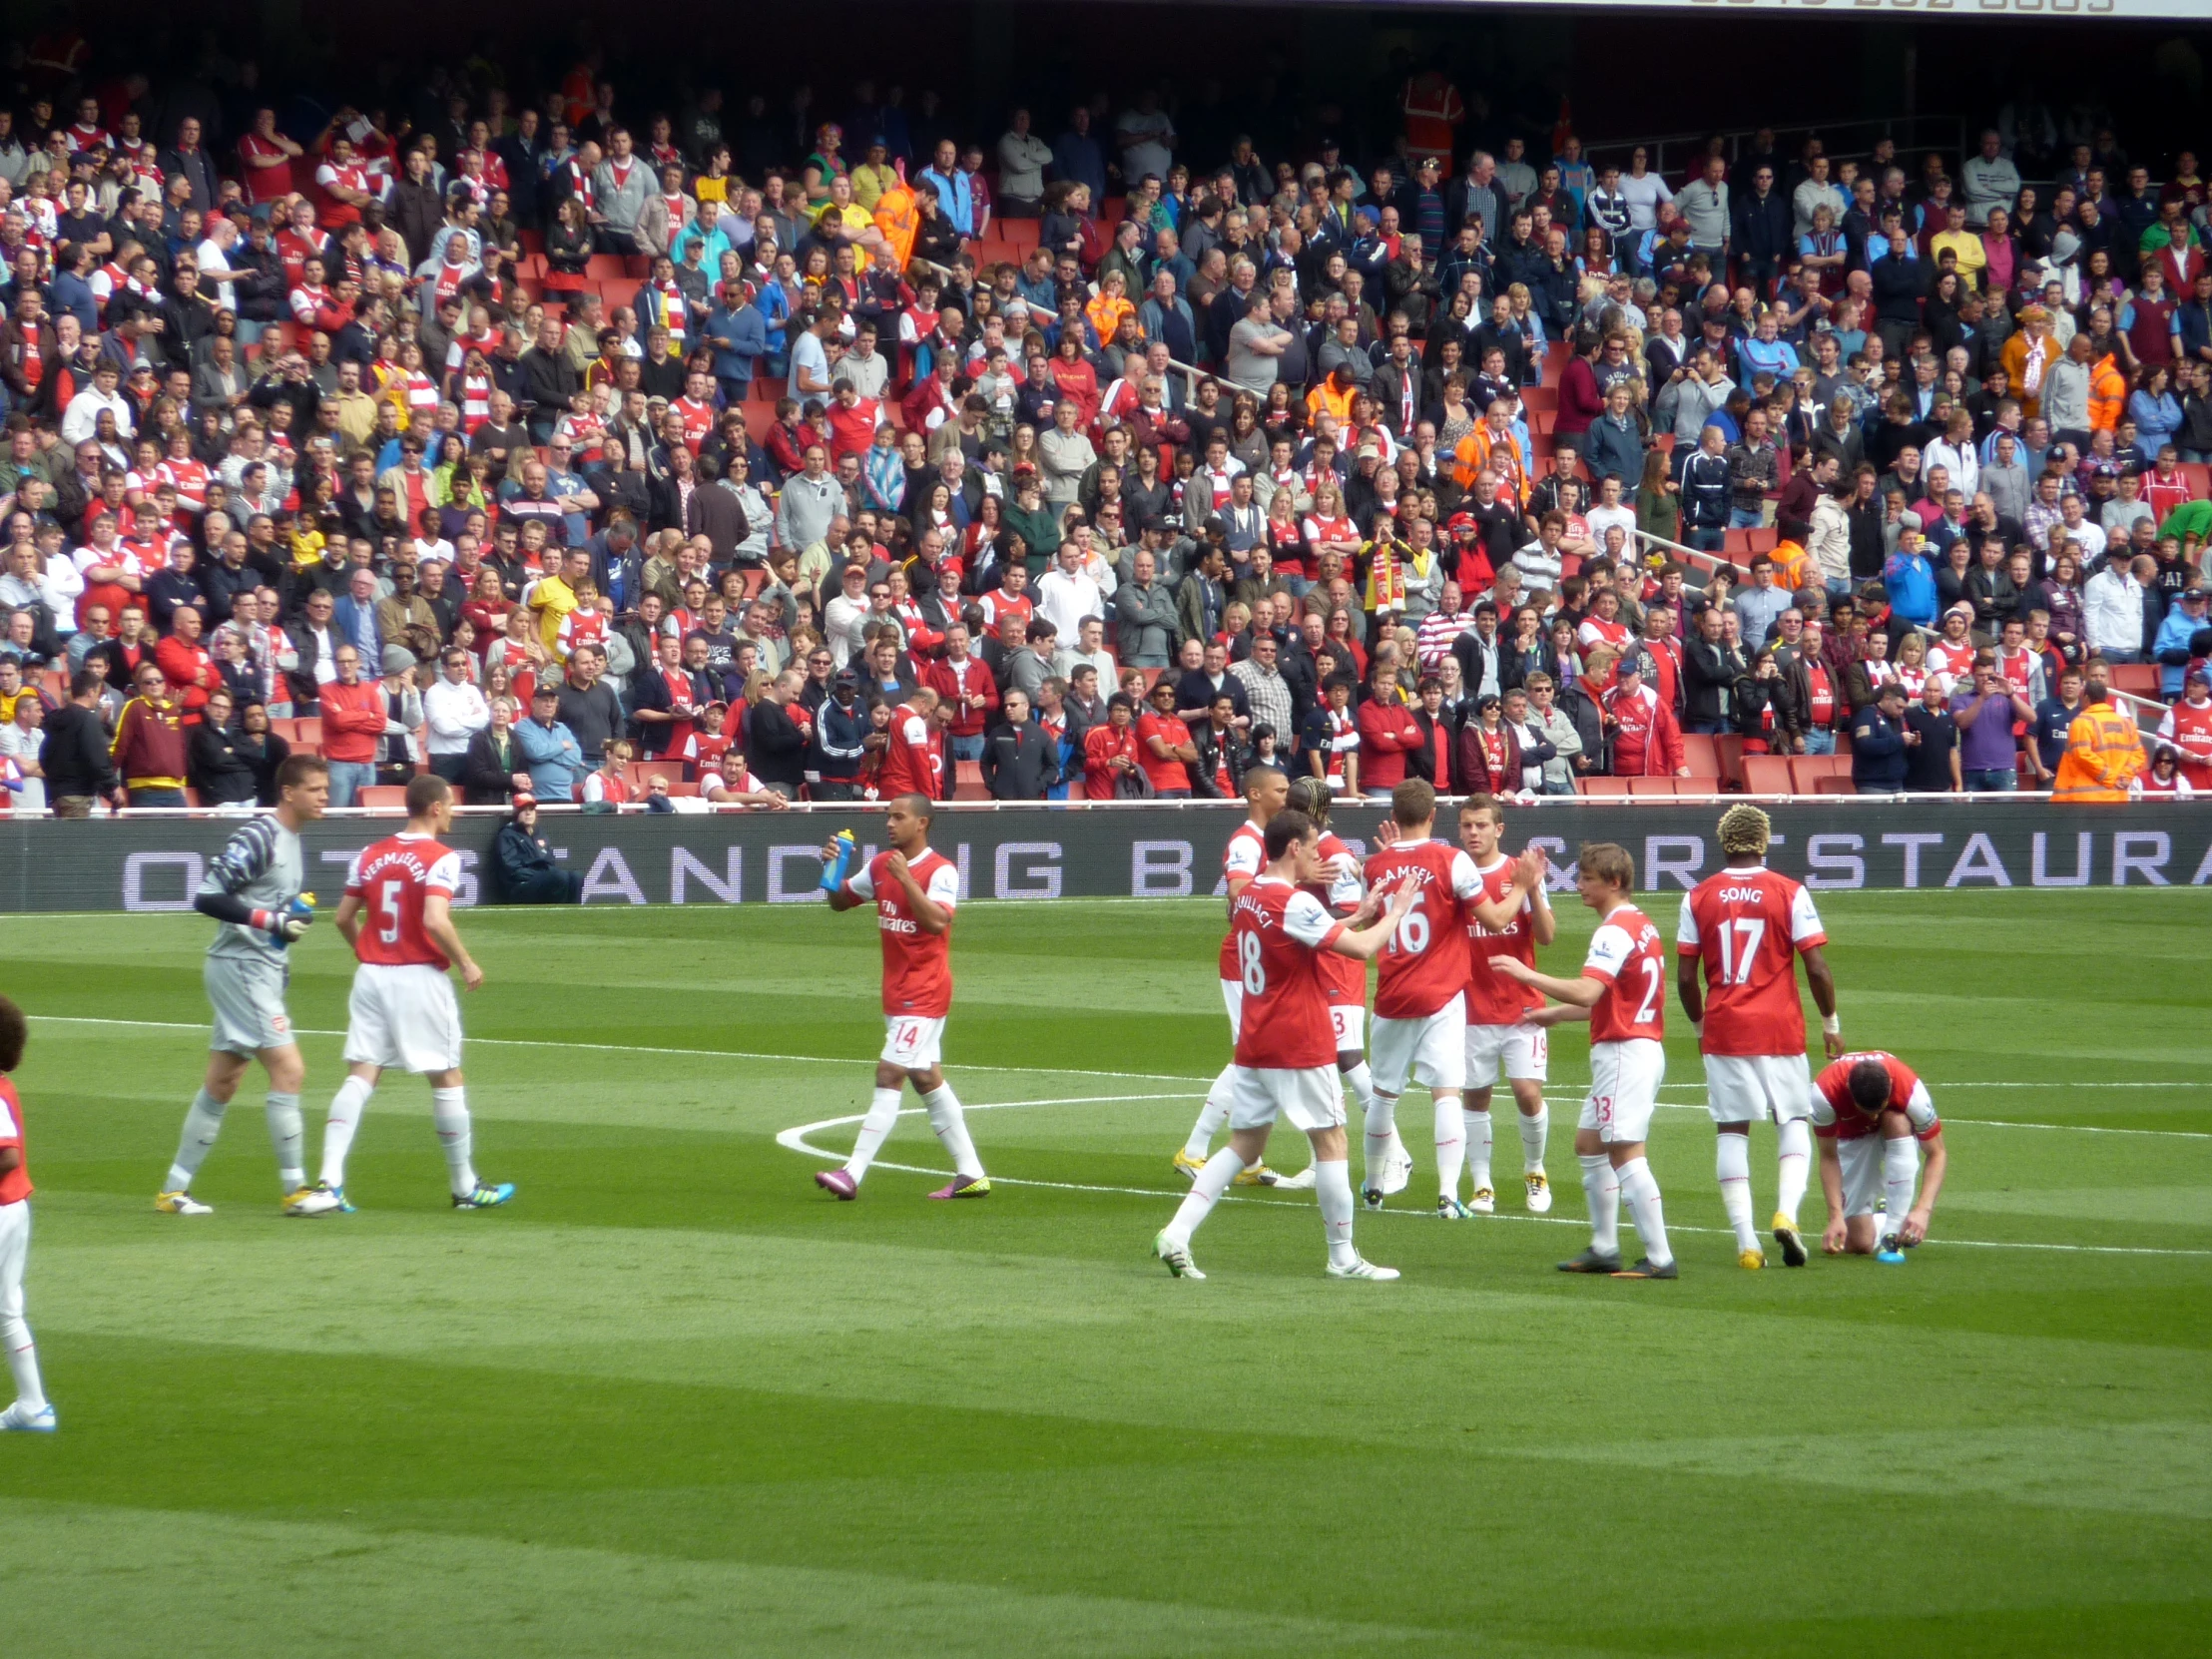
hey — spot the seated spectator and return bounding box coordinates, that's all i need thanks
[703,746,790,809]
[493,795,584,904]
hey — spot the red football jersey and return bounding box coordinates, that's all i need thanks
[876,703,940,800]
[1464,855,1541,1026]
[0,1077,30,1206]
[846,848,960,1017]
[1582,901,1667,1044]
[1363,837,1480,1019]
[344,833,463,968]
[1677,865,1826,1056]
[1307,830,1369,1008]
[1230,876,1345,1070]
[1813,1050,1936,1142]
[1216,819,1268,980]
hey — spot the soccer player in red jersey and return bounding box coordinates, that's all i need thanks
[1812,1051,1949,1264]
[291,776,513,1215]
[1172,764,1296,1185]
[1456,795,1557,1217]
[0,996,54,1432]
[1493,841,1677,1279]
[816,794,990,1201]
[1153,810,1415,1281]
[1677,805,1843,1270]
[1361,779,1512,1214]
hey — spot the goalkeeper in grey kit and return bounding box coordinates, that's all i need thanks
[156,755,331,1217]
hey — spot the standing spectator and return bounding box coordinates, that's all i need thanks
[1683,604,1745,735]
[2083,554,2148,664]
[980,690,1058,799]
[1849,683,1912,795]
[1603,657,1688,778]
[927,623,999,763]
[746,670,813,799]
[1230,631,1293,741]
[2154,671,2212,793]
[1950,659,2033,792]
[515,683,587,801]
[1114,548,1177,669]
[1083,691,1142,799]
[552,644,624,767]
[38,669,120,816]
[1357,665,1422,792]
[1135,677,1198,798]
[315,645,384,807]
[1905,677,1962,794]
[421,646,490,785]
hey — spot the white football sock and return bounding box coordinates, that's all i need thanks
[1182,1066,1236,1160]
[266,1092,304,1193]
[1579,1152,1620,1256]
[1518,1105,1550,1173]
[922,1083,984,1179]
[164,1088,228,1191]
[845,1088,902,1182]
[1341,1061,1378,1119]
[1433,1098,1465,1201]
[3,1317,43,1413]
[1363,1094,1397,1191]
[1883,1137,1919,1239]
[316,1075,375,1189]
[431,1087,476,1198]
[1616,1155,1673,1268]
[1463,1106,1493,1193]
[1776,1118,1811,1225]
[1164,1147,1244,1247]
[1716,1131,1758,1252]
[1315,1158,1359,1268]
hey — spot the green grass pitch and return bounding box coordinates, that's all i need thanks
[1,887,2208,1657]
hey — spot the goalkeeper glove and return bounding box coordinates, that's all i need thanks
[253,895,316,945]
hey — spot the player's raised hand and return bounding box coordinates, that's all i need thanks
[1384,877,1418,921]
[1518,846,1549,888]
[1374,819,1401,847]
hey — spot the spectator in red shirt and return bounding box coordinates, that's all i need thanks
[1603,657,1689,777]
[317,643,388,806]
[1356,663,1422,791]
[1136,677,1198,797]
[927,622,1000,763]
[1083,692,1142,799]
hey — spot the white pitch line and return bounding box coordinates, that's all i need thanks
[776,1096,2212,1259]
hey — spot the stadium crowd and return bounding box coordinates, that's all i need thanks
[0,46,2208,822]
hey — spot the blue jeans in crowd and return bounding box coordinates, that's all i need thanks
[1964,768,2017,793]
[1728,506,1766,530]
[948,733,985,763]
[1685,527,1726,553]
[1803,729,1836,756]
[1686,720,1729,736]
[326,761,375,807]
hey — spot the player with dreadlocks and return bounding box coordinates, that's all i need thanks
[1674,805,1843,1269]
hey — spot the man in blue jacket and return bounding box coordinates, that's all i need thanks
[2152,585,2209,698]
[513,685,587,802]
[1882,524,1938,629]
[1849,682,1912,795]
[703,281,767,405]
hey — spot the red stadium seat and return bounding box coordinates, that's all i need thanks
[288,717,322,749]
[357,786,410,811]
[1521,384,1557,413]
[631,761,685,790]
[954,761,989,802]
[1741,756,1795,796]
[1679,734,1720,778]
[1790,755,1852,793]
[2108,663,2161,697]
[1626,777,1677,797]
[1579,777,1632,797]
[1676,779,1723,799]
[1812,777,1858,796]
[1711,734,1748,788]
[2178,462,2209,500]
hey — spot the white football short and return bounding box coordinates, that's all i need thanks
[343,963,464,1074]
[1703,1053,1815,1125]
[1329,1003,1365,1052]
[880,1015,946,1070]
[1220,978,1243,1038]
[1465,1021,1549,1088]
[1578,1038,1666,1145]
[0,1200,26,1330]
[205,953,294,1056]
[1834,1133,1909,1219]
[1371,993,1467,1096]
[1228,1065,1347,1134]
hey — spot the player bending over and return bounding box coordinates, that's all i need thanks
[1813,1051,1949,1264]
[1454,794,1555,1217]
[1493,842,1677,1279]
[1676,805,1843,1270]
[815,793,989,1201]
[0,996,54,1431]
[1284,774,1405,1196]
[1153,810,1415,1281]
[158,755,329,1216]
[1174,764,1312,1189]
[290,775,513,1214]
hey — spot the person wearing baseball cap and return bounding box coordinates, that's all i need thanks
[492,790,584,904]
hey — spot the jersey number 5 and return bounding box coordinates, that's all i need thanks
[377,883,403,945]
[1239,930,1267,996]
[1712,917,1766,986]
